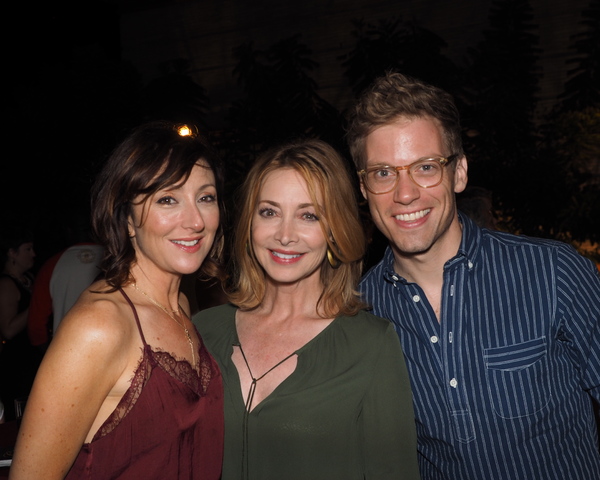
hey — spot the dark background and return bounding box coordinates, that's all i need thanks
[3,0,599,269]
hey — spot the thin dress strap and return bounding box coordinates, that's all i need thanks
[118,287,148,347]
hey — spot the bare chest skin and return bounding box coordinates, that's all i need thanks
[232,312,332,411]
[396,267,443,323]
[231,343,298,412]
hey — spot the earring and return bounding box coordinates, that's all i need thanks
[327,248,341,269]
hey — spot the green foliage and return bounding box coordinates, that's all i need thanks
[218,35,345,195]
[340,17,460,96]
[9,1,598,251]
[462,0,542,234]
[538,0,600,244]
[540,108,600,242]
[560,0,600,110]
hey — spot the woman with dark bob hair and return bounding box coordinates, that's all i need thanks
[194,138,419,480]
[12,121,226,479]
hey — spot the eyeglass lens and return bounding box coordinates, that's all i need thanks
[366,159,444,192]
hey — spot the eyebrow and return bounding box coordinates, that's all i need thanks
[366,155,446,166]
[258,200,314,209]
[162,181,216,192]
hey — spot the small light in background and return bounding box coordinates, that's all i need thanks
[175,124,197,137]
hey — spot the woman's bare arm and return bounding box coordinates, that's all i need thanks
[9,292,134,480]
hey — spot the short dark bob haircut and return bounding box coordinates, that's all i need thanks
[91,120,225,289]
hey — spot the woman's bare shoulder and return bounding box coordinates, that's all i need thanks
[55,281,135,351]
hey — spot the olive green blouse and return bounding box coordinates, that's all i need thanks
[194,303,420,480]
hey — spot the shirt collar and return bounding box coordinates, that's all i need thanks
[457,210,483,263]
[381,247,399,283]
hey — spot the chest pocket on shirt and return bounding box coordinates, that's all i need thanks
[484,336,550,419]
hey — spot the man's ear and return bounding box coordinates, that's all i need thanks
[453,155,468,194]
[359,181,368,200]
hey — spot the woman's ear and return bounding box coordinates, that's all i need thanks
[127,218,136,238]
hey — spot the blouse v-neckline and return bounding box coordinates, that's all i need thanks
[230,308,338,480]
[230,309,338,412]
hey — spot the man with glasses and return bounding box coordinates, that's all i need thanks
[346,71,600,480]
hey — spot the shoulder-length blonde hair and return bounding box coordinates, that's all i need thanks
[228,138,367,317]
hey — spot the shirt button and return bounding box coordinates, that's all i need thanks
[450,378,458,388]
[412,295,420,303]
[430,336,438,343]
[468,261,474,269]
[392,275,399,281]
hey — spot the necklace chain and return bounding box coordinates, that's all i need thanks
[6,272,32,289]
[132,283,196,368]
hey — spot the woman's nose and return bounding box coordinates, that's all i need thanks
[185,206,205,231]
[274,217,297,245]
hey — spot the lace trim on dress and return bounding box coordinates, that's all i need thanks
[94,345,153,440]
[152,337,214,394]
[93,339,214,440]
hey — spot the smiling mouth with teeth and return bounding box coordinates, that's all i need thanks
[173,239,200,246]
[271,251,302,260]
[395,209,431,222]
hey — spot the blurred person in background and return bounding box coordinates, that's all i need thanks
[0,224,40,421]
[28,208,104,350]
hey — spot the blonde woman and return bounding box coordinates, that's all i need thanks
[194,139,419,480]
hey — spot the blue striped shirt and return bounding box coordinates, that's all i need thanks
[360,213,600,480]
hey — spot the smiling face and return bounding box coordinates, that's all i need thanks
[361,116,468,265]
[251,168,328,289]
[129,162,220,278]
